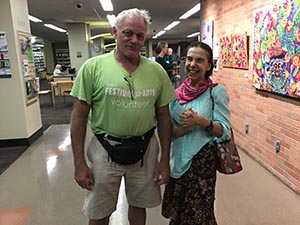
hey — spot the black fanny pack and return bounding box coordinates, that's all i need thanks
[95,127,155,166]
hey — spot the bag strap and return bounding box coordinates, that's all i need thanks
[209,86,215,120]
[210,86,234,142]
[208,86,216,143]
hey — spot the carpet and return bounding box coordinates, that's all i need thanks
[0,79,73,175]
[0,146,28,175]
[38,78,73,131]
[39,94,73,131]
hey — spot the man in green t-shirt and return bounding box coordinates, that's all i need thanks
[70,8,175,225]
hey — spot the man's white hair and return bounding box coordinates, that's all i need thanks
[114,8,151,31]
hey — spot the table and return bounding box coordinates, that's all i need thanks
[50,80,73,107]
[53,74,76,81]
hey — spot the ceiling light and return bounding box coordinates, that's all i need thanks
[106,14,116,27]
[164,21,180,31]
[187,32,200,38]
[91,33,113,40]
[89,21,110,27]
[152,30,166,39]
[44,24,67,33]
[155,30,166,37]
[179,3,201,19]
[99,0,113,11]
[104,43,116,49]
[28,15,42,23]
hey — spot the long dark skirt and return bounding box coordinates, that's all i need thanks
[162,144,217,225]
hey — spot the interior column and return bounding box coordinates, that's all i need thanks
[0,0,43,146]
[66,23,91,72]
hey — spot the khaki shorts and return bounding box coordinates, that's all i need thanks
[82,135,161,220]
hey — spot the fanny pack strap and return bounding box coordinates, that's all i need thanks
[96,127,155,143]
[95,127,155,166]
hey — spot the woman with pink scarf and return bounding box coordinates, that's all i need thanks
[162,42,231,225]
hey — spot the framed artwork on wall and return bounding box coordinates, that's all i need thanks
[252,0,300,98]
[213,58,219,72]
[213,37,219,72]
[219,33,249,69]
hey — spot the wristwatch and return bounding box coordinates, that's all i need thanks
[205,120,214,132]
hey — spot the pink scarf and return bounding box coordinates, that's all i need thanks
[175,78,217,104]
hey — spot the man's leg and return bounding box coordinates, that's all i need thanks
[128,205,146,225]
[89,217,109,225]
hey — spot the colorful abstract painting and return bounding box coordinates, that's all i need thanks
[219,33,249,69]
[253,0,300,98]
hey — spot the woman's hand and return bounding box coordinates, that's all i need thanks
[173,108,207,138]
[180,108,200,127]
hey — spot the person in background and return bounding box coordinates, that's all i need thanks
[53,64,62,76]
[162,42,231,225]
[70,8,176,225]
[171,49,180,64]
[155,42,174,80]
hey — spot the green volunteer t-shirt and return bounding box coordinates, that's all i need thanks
[71,51,176,136]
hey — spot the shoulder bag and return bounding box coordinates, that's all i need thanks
[210,87,243,174]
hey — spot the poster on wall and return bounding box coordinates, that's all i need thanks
[0,31,12,78]
[253,0,300,98]
[220,33,249,69]
[201,20,214,48]
[18,31,39,105]
[213,37,220,71]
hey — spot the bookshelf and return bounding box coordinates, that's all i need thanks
[55,49,70,68]
[32,38,45,72]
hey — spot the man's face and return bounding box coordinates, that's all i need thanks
[113,16,147,59]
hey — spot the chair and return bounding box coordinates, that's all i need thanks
[46,73,53,81]
[56,81,73,103]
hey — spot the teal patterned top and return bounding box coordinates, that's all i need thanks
[169,85,231,178]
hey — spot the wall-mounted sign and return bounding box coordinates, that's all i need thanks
[0,31,12,78]
[18,31,38,106]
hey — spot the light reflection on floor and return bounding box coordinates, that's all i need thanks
[1,124,300,225]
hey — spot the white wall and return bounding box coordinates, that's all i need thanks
[44,39,54,73]
[67,23,91,71]
[0,0,42,140]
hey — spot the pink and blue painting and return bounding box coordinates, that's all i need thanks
[253,0,300,98]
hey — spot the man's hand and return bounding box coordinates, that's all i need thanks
[74,163,94,191]
[153,159,170,185]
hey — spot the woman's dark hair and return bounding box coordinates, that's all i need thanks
[186,41,214,78]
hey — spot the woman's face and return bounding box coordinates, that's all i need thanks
[185,47,211,87]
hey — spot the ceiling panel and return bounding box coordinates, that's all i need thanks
[27,0,201,42]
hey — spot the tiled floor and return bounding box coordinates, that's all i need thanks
[0,124,300,225]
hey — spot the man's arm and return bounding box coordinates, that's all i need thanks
[70,98,93,190]
[154,104,172,185]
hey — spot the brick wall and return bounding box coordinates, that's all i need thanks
[201,0,300,193]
